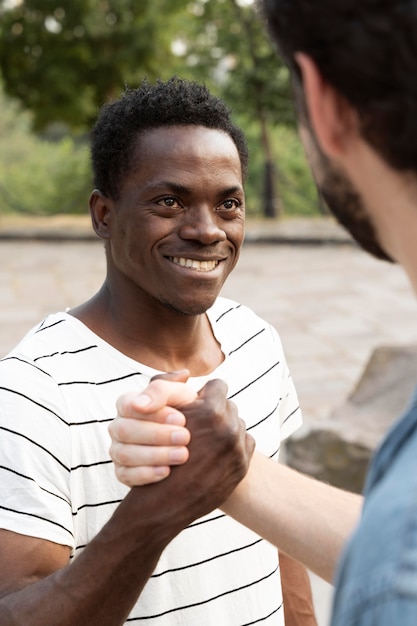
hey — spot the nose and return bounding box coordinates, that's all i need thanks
[178,207,227,245]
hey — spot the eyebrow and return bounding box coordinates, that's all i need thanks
[143,181,244,196]
[142,181,191,194]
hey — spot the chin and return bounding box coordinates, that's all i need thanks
[161,299,216,317]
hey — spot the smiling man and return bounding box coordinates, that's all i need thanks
[0,78,312,625]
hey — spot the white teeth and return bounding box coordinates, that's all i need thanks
[170,257,219,272]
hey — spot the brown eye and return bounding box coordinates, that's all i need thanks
[221,199,240,210]
[157,197,182,208]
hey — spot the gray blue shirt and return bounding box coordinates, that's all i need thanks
[331,389,417,625]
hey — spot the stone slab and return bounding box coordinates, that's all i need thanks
[286,345,417,492]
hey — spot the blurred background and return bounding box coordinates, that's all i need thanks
[0,0,322,220]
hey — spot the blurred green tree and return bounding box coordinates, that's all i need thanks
[0,82,91,215]
[0,0,185,131]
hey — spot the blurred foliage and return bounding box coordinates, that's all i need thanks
[272,126,320,216]
[0,0,321,217]
[241,119,319,216]
[0,0,186,130]
[0,86,91,215]
[167,0,295,126]
[0,0,293,128]
[0,83,319,217]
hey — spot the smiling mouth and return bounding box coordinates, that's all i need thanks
[168,256,220,272]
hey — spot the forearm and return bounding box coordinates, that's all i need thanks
[279,551,318,626]
[0,487,189,626]
[222,452,362,583]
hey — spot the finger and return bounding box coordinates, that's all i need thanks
[115,464,172,487]
[116,380,198,416]
[151,369,190,383]
[109,416,190,446]
[115,400,187,427]
[196,378,228,401]
[110,441,190,467]
[114,403,186,427]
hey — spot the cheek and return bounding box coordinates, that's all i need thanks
[228,226,244,266]
[231,220,245,247]
[110,224,145,270]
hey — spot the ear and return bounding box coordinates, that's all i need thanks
[89,189,113,240]
[295,52,359,159]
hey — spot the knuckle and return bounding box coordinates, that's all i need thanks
[115,391,136,416]
[115,465,134,487]
[108,419,117,439]
[115,418,134,441]
[207,378,228,395]
[108,440,116,459]
[110,442,131,466]
[108,416,131,441]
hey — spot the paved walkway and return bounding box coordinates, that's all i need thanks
[1,217,417,624]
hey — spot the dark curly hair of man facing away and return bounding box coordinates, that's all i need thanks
[90,76,249,200]
[260,0,417,175]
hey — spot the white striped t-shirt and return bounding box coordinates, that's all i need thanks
[0,296,302,625]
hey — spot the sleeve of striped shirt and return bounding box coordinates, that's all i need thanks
[0,356,74,549]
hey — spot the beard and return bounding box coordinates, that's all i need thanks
[304,125,394,263]
[319,162,393,262]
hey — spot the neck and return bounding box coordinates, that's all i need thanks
[69,284,224,376]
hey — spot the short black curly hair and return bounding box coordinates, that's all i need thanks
[261,0,417,174]
[90,77,249,199]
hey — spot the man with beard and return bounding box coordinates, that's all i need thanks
[110,1,417,624]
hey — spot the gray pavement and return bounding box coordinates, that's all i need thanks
[1,217,417,624]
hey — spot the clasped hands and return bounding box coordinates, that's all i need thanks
[108,370,255,496]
